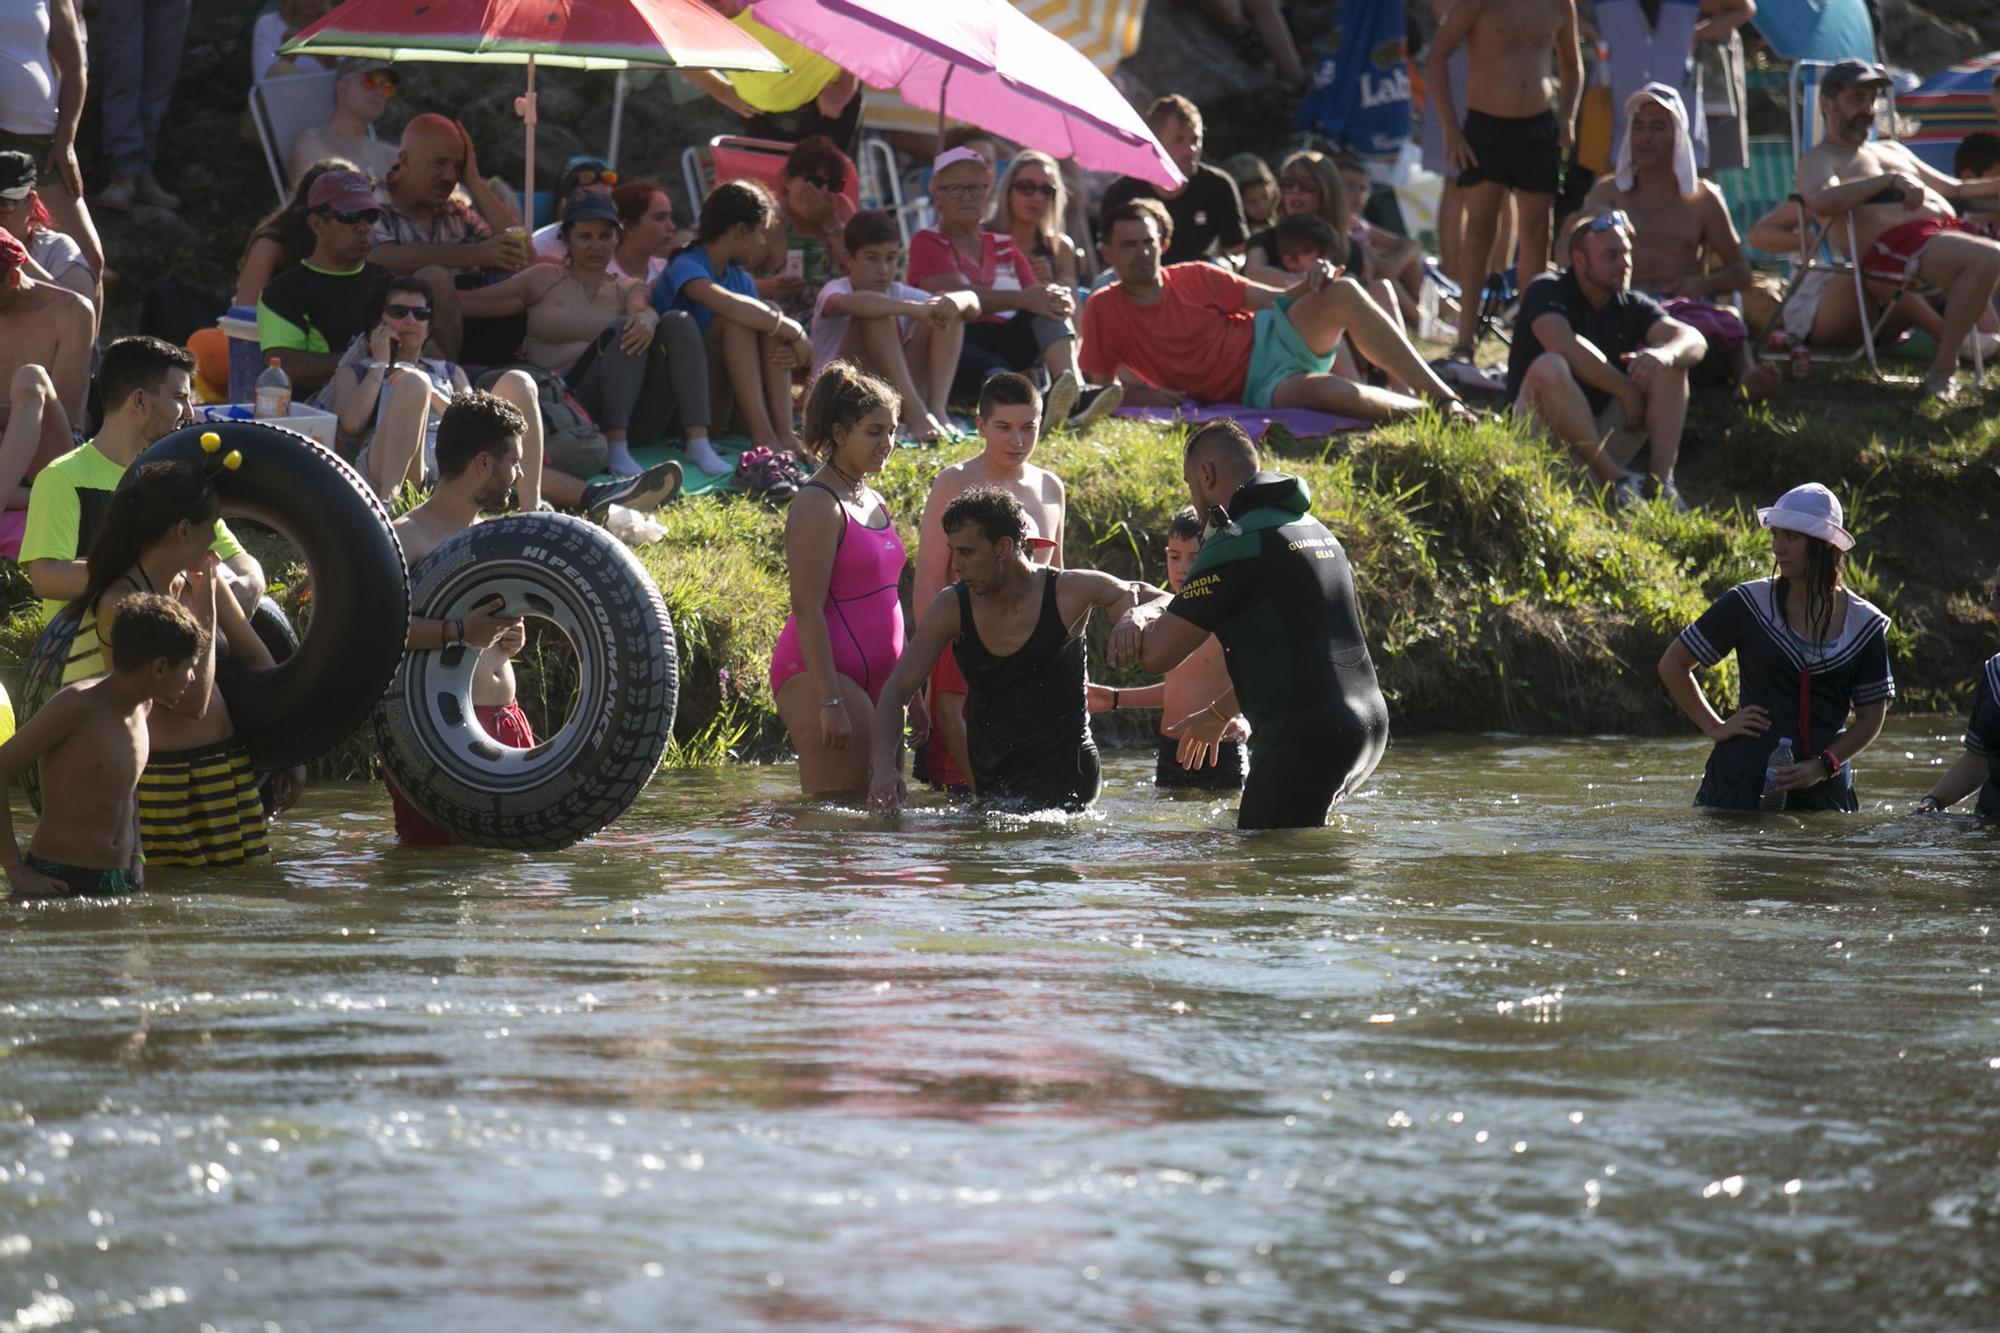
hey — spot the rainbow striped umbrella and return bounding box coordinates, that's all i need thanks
[282,0,785,223]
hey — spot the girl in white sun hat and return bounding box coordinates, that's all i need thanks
[1657,482,1894,811]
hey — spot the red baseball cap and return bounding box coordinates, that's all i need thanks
[307,169,379,214]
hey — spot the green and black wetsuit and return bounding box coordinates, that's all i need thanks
[1164,471,1388,829]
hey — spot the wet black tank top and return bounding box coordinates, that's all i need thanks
[953,570,1100,811]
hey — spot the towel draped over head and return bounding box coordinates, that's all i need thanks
[1614,82,1698,196]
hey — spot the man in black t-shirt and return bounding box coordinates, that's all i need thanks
[1098,95,1247,266]
[1504,208,1706,509]
[256,169,389,396]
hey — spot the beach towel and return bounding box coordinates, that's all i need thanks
[1112,400,1371,441]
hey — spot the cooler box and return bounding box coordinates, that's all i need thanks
[198,402,340,453]
[219,305,263,404]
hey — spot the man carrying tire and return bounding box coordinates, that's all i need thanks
[387,389,532,844]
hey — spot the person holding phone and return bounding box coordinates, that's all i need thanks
[387,390,534,845]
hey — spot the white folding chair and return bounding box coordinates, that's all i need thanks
[249,72,339,201]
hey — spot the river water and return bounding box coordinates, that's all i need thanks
[3,721,1997,1331]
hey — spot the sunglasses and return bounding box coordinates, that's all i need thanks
[384,303,432,321]
[1280,179,1318,194]
[315,206,382,225]
[571,167,617,188]
[359,70,396,96]
[1012,179,1058,200]
[1581,209,1632,235]
[799,173,843,192]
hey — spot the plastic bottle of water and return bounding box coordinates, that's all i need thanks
[254,357,291,420]
[1760,737,1794,813]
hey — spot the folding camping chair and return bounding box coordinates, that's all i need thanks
[680,135,861,222]
[1752,60,1983,385]
[249,71,374,202]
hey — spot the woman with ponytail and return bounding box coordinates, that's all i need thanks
[75,461,299,864]
[1657,483,1894,812]
[767,360,912,796]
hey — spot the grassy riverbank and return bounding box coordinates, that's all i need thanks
[3,368,1990,777]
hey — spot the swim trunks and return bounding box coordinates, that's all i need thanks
[1659,297,1746,389]
[1154,734,1245,791]
[17,853,139,898]
[954,571,1101,813]
[388,699,536,845]
[1243,300,1337,408]
[1164,471,1389,829]
[919,645,972,792]
[140,736,270,867]
[1860,215,2000,282]
[1456,108,1562,195]
[768,481,907,705]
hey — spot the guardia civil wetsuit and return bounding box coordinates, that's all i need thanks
[1164,471,1389,829]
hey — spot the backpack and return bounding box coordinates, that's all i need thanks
[476,363,608,478]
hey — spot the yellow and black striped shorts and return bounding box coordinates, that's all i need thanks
[139,737,269,868]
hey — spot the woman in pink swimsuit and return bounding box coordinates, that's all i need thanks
[770,360,911,796]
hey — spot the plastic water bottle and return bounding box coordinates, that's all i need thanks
[1760,737,1794,813]
[254,357,291,420]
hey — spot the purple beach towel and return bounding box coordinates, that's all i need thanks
[1111,400,1371,440]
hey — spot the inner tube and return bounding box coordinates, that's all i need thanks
[18,421,407,782]
[374,512,678,851]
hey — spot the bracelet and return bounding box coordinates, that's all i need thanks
[1823,751,1843,778]
[446,619,464,646]
[1917,795,1942,813]
[1207,700,1227,721]
[1110,689,1119,709]
[771,309,784,336]
[820,696,843,708]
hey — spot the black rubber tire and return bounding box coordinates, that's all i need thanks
[372,512,677,850]
[135,421,408,772]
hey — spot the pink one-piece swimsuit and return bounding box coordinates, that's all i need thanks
[769,483,907,704]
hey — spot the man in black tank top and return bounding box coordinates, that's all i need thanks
[1109,420,1389,829]
[867,486,1162,815]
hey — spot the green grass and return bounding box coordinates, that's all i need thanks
[4,365,1990,775]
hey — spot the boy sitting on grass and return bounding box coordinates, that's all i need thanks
[811,209,977,443]
[1089,506,1247,791]
[0,592,202,898]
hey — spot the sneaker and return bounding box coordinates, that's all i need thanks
[1066,380,1124,430]
[581,459,682,520]
[1655,478,1691,513]
[1611,475,1646,510]
[97,176,134,211]
[1042,370,1079,433]
[1432,351,1506,394]
[136,172,181,209]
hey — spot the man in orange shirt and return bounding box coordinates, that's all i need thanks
[1079,199,1468,421]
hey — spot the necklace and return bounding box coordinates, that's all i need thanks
[826,459,864,499]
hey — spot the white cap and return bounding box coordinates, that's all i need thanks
[931,146,990,177]
[1757,482,1854,551]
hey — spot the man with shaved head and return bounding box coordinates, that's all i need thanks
[371,114,527,360]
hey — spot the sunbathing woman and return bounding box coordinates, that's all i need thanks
[1657,483,1893,812]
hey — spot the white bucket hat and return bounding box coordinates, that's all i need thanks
[1757,482,1854,551]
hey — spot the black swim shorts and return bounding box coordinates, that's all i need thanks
[1155,735,1245,792]
[1457,109,1562,195]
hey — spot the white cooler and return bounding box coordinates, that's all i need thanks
[198,403,340,453]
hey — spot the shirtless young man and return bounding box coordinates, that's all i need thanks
[1088,507,1247,793]
[0,228,91,506]
[1583,84,1781,400]
[1427,0,1582,368]
[1797,59,2000,401]
[388,390,534,845]
[911,372,1066,794]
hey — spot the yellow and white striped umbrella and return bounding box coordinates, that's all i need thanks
[860,0,1149,133]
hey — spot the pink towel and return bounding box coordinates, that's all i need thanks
[0,509,27,561]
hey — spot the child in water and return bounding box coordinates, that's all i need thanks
[1657,483,1894,811]
[0,593,203,897]
[1915,651,2000,817]
[1089,506,1248,790]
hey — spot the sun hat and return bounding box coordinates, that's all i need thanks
[560,190,621,227]
[1757,482,1854,551]
[931,146,990,178]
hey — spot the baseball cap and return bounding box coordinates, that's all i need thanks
[307,169,380,214]
[0,151,33,201]
[931,146,990,178]
[1821,59,1890,95]
[561,190,621,227]
[335,57,392,80]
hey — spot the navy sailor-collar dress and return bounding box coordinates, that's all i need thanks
[1964,652,2000,818]
[1677,577,1894,811]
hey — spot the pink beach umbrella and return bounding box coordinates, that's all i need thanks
[749,0,1184,190]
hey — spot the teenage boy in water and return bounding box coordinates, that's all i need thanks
[1088,507,1247,792]
[0,592,202,898]
[388,390,534,844]
[911,372,1067,793]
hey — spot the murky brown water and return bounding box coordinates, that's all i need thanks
[4,721,1998,1331]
